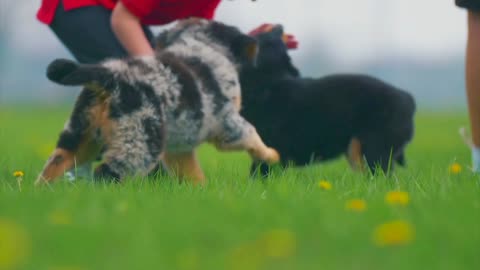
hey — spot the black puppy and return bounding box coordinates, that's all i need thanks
[241,25,416,176]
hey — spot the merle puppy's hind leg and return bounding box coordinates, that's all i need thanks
[214,113,279,164]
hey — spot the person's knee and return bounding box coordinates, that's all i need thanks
[469,10,480,21]
[468,11,480,35]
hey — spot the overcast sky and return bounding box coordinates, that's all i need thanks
[2,0,469,65]
[0,0,469,106]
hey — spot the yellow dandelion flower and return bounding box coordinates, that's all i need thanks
[48,211,72,226]
[373,220,414,247]
[345,199,367,212]
[318,180,332,191]
[259,229,296,258]
[13,171,24,178]
[0,219,31,270]
[449,162,462,174]
[385,191,409,206]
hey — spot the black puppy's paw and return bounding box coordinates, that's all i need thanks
[249,162,272,179]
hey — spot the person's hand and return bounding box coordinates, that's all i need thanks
[248,23,299,49]
[283,33,298,50]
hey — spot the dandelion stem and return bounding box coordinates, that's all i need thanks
[16,177,22,192]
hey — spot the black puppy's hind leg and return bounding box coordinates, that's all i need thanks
[249,161,272,178]
[360,133,394,175]
[395,150,406,167]
[364,148,394,175]
[347,137,366,172]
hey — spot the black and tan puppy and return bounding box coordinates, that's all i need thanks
[240,25,416,176]
[36,20,279,185]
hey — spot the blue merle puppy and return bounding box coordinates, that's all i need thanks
[36,20,279,185]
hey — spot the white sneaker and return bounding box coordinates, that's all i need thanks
[460,127,480,172]
[472,146,480,172]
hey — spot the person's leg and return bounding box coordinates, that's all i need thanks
[465,10,480,171]
[49,2,153,63]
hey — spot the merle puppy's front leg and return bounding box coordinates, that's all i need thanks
[214,113,280,164]
[164,150,206,185]
[36,90,102,185]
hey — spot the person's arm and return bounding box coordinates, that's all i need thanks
[465,11,480,171]
[111,1,154,57]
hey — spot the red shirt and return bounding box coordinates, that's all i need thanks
[37,0,221,25]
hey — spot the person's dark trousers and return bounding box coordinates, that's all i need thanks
[49,2,154,64]
[456,0,480,11]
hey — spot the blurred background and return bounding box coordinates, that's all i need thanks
[0,0,470,109]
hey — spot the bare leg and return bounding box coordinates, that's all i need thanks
[466,11,480,171]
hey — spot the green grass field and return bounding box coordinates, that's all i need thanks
[0,107,479,270]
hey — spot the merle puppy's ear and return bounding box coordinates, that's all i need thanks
[47,59,112,86]
[233,35,259,66]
